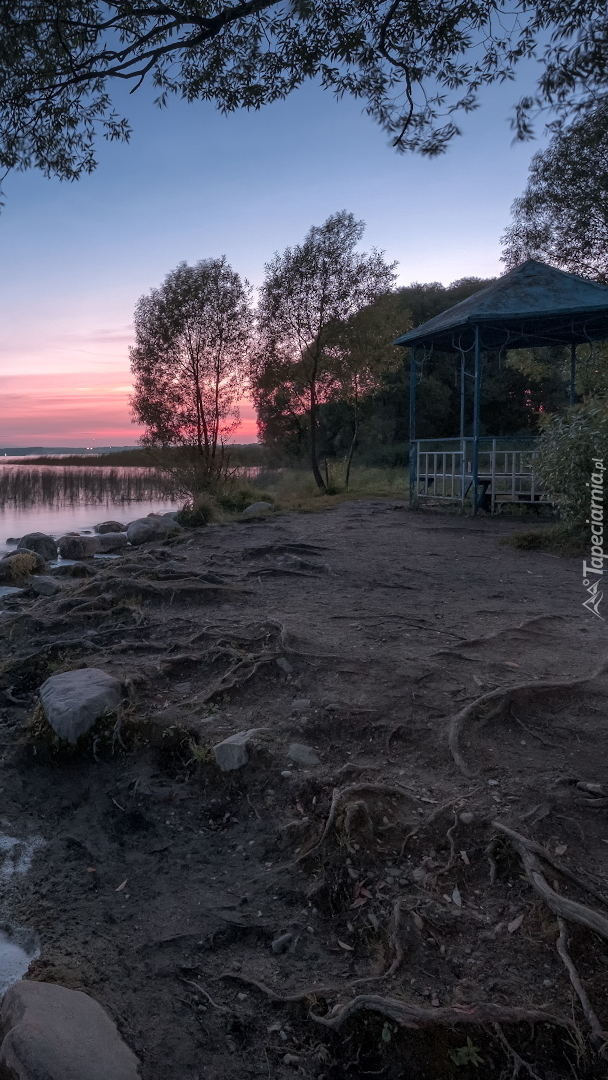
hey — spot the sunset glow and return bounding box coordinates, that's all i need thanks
[1,72,546,449]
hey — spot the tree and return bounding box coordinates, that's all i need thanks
[502,99,608,282]
[326,292,406,486]
[130,257,252,484]
[253,210,397,489]
[2,1,608,190]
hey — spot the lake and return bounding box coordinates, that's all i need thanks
[0,462,180,554]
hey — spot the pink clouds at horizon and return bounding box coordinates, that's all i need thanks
[0,371,259,447]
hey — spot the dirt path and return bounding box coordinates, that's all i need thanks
[1,500,607,1080]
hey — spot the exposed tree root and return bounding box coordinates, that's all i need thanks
[294,783,422,863]
[307,995,569,1031]
[492,1023,544,1079]
[492,821,608,909]
[448,655,608,776]
[556,918,608,1045]
[186,651,280,705]
[219,971,389,1002]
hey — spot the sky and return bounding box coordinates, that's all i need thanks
[0,62,549,447]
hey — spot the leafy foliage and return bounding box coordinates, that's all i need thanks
[1,0,608,188]
[257,276,577,466]
[130,258,252,482]
[535,399,608,523]
[253,210,396,488]
[502,98,608,281]
[449,1037,484,1067]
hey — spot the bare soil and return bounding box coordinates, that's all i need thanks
[1,500,607,1080]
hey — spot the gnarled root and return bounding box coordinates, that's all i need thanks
[295,783,422,863]
[556,918,608,1046]
[447,655,608,776]
[308,994,569,1031]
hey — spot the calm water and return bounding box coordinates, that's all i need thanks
[0,462,179,553]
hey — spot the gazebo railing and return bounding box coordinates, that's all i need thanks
[412,437,552,511]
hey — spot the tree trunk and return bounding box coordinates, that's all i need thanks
[345,391,359,490]
[309,382,326,490]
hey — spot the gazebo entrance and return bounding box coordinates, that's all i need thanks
[393,261,608,513]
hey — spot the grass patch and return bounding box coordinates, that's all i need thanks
[506,522,588,557]
[247,465,409,512]
[24,701,149,761]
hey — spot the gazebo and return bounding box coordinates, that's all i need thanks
[393,260,608,512]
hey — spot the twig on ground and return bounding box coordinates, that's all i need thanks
[447,655,608,776]
[181,980,234,1013]
[437,813,458,875]
[384,898,405,978]
[219,971,388,1001]
[556,918,608,1045]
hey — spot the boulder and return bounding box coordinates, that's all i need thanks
[96,532,128,553]
[0,552,45,584]
[16,533,57,561]
[93,521,126,534]
[126,517,182,546]
[240,501,273,519]
[212,728,263,772]
[51,562,97,578]
[39,668,122,744]
[58,535,100,559]
[30,576,61,597]
[0,980,140,1080]
[287,742,320,766]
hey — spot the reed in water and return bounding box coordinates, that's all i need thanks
[0,466,168,509]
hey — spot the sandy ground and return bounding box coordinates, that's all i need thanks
[0,500,607,1080]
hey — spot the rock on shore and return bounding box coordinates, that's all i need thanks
[126,515,182,546]
[39,669,122,743]
[58,535,100,559]
[0,980,140,1080]
[16,533,57,561]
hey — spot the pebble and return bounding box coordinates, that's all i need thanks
[287,742,320,766]
[271,932,293,954]
[292,698,311,713]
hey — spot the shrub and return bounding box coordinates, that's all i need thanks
[536,399,608,525]
[215,484,275,514]
[175,493,217,527]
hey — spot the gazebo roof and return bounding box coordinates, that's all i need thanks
[394,260,608,353]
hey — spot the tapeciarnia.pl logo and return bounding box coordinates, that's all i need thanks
[582,457,605,619]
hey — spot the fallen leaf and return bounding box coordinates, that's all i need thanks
[505,661,520,668]
[460,850,470,865]
[115,878,128,892]
[350,897,368,909]
[555,843,567,856]
[413,913,424,930]
[86,868,96,873]
[431,995,440,1007]
[296,802,305,815]
[508,913,525,933]
[452,886,462,907]
[473,675,484,687]
[338,940,354,951]
[360,887,373,899]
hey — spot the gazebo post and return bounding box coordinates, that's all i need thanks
[409,344,417,508]
[459,352,465,439]
[472,325,481,515]
[570,342,577,406]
